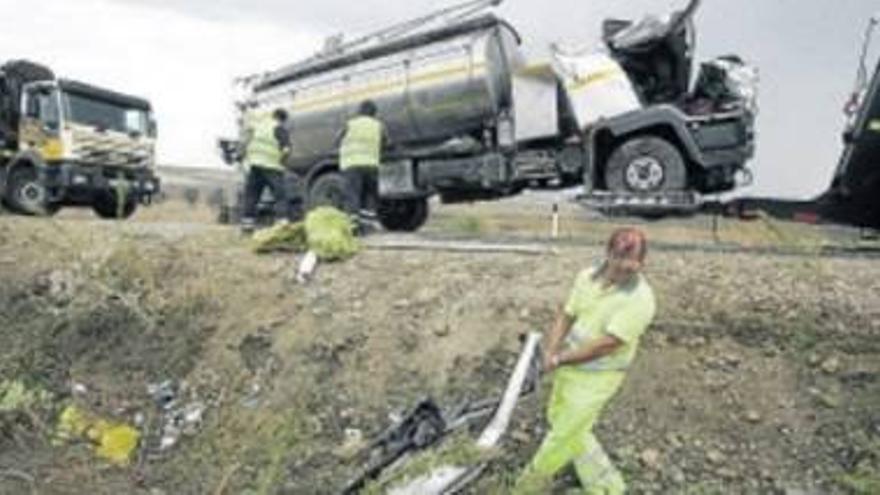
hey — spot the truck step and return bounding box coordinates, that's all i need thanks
[576,191,702,216]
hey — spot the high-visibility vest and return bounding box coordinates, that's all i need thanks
[245,117,283,171]
[340,116,382,170]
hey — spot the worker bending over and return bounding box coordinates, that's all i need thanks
[515,228,656,494]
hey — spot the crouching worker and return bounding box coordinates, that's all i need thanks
[514,228,656,495]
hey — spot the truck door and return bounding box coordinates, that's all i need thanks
[19,84,62,159]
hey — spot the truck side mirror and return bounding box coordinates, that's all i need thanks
[148,118,158,138]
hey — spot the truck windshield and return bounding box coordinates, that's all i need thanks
[61,92,149,135]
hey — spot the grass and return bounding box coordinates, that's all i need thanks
[839,471,880,494]
[0,380,52,413]
[433,214,488,236]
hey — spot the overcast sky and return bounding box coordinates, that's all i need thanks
[2,0,879,198]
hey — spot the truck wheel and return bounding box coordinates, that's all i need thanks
[93,191,137,219]
[604,136,687,193]
[5,166,59,216]
[377,197,429,232]
[308,172,349,211]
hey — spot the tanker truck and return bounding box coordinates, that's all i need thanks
[223,0,756,231]
[0,60,159,217]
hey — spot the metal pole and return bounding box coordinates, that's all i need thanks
[551,203,560,239]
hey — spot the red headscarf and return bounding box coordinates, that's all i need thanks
[601,228,648,285]
[607,227,648,262]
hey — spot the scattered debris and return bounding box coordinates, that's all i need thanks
[146,380,208,453]
[387,332,542,495]
[343,334,543,494]
[157,402,206,451]
[341,399,447,494]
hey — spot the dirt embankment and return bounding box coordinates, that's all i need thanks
[0,215,879,495]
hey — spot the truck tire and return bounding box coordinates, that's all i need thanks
[377,197,429,232]
[5,166,59,216]
[92,191,137,219]
[308,172,349,211]
[604,136,687,193]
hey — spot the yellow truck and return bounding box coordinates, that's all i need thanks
[0,60,159,217]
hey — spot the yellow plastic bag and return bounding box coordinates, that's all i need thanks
[55,405,141,466]
[95,423,141,465]
[251,220,308,253]
[304,207,359,261]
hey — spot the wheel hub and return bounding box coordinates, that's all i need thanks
[18,181,47,211]
[625,157,665,192]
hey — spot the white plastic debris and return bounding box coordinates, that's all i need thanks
[71,382,88,396]
[297,250,318,284]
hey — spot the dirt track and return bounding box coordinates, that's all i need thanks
[1,203,879,494]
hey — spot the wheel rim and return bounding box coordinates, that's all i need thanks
[625,157,665,192]
[17,180,47,212]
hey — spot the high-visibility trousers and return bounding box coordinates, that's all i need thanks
[515,366,626,495]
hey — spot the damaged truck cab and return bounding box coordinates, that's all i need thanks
[0,60,159,218]
[224,0,756,230]
[580,0,757,213]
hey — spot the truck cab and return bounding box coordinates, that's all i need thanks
[576,0,757,215]
[1,60,159,218]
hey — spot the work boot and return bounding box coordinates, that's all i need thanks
[358,208,378,220]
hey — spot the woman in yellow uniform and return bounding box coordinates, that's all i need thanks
[516,228,656,494]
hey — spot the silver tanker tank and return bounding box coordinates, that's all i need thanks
[244,16,522,171]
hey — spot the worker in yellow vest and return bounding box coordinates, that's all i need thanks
[337,100,388,223]
[241,108,301,232]
[515,228,656,495]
